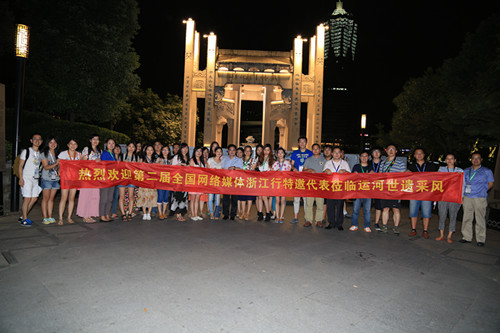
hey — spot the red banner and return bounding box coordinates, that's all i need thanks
[60,160,463,203]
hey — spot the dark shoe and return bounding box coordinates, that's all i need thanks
[223,215,229,220]
[459,239,471,243]
[477,242,485,247]
[337,226,344,231]
[316,221,323,228]
[423,230,430,239]
[304,221,312,227]
[325,223,333,230]
[374,223,381,231]
[257,212,263,221]
[265,212,271,222]
[230,216,235,221]
[344,213,352,219]
[408,229,417,237]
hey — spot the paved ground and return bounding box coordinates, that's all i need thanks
[1,198,499,333]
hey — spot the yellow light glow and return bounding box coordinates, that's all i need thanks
[361,114,367,129]
[16,24,29,58]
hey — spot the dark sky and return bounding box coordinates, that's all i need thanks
[134,0,500,130]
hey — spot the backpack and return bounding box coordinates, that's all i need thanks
[12,148,42,179]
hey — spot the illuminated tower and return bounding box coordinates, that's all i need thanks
[322,1,360,150]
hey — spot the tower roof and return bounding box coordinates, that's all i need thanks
[332,1,348,16]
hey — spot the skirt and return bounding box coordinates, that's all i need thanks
[137,188,158,208]
[171,191,188,215]
[76,188,100,217]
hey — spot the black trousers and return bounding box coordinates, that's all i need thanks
[222,194,238,217]
[326,199,344,227]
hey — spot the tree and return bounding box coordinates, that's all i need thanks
[114,88,183,145]
[22,0,140,125]
[388,14,500,161]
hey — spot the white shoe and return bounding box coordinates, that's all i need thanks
[147,214,152,220]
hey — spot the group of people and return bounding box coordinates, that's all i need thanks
[17,133,495,246]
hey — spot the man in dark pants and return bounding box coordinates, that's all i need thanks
[221,144,243,220]
[323,147,351,230]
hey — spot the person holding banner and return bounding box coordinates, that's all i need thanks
[207,147,223,219]
[119,142,140,221]
[77,135,102,223]
[460,152,494,247]
[408,148,438,238]
[155,145,170,220]
[379,144,407,234]
[290,137,313,224]
[370,148,383,231]
[324,146,351,230]
[255,144,274,222]
[171,143,190,221]
[303,144,326,228]
[189,147,205,221]
[436,153,463,243]
[272,147,292,223]
[58,138,81,225]
[40,137,60,225]
[349,151,373,232]
[222,144,244,220]
[137,145,158,220]
[238,145,257,220]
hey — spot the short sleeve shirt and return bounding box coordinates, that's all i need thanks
[221,156,243,170]
[380,158,407,173]
[463,166,494,198]
[272,159,292,171]
[20,148,42,179]
[303,155,326,173]
[323,159,351,173]
[290,149,313,171]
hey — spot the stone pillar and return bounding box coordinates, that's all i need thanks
[203,32,217,147]
[306,35,317,146]
[311,25,325,145]
[181,19,197,147]
[262,86,272,146]
[290,37,303,150]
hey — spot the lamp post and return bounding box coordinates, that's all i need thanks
[10,24,29,212]
[360,114,366,152]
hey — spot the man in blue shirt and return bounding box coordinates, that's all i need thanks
[289,136,313,224]
[221,144,243,220]
[460,152,494,246]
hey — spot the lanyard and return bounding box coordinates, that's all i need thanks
[243,157,251,170]
[278,160,285,171]
[372,161,380,173]
[146,156,152,163]
[48,151,56,164]
[468,167,481,181]
[331,160,341,173]
[384,159,396,173]
[68,150,78,160]
[360,165,367,173]
[416,163,426,172]
[106,149,116,161]
[447,167,455,172]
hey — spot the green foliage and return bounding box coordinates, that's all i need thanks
[19,110,130,151]
[388,14,500,161]
[22,0,140,124]
[114,89,183,145]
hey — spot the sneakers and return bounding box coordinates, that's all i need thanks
[349,226,358,231]
[374,223,381,231]
[42,218,52,225]
[379,225,388,233]
[363,227,372,233]
[19,218,33,227]
[142,214,151,221]
[289,218,299,224]
[393,227,400,235]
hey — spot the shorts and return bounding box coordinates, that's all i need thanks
[117,184,136,188]
[21,177,42,198]
[373,198,382,210]
[409,200,432,218]
[41,179,60,190]
[381,199,401,209]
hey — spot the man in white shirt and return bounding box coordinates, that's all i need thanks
[18,134,43,226]
[324,147,351,230]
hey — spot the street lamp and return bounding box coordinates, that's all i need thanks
[11,24,30,212]
[360,114,366,152]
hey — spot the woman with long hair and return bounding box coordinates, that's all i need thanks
[199,147,210,217]
[254,144,264,216]
[118,142,139,221]
[137,145,158,220]
[272,147,292,223]
[58,138,81,225]
[99,138,118,222]
[40,137,60,224]
[156,145,171,220]
[171,143,190,221]
[189,146,205,221]
[208,141,219,158]
[77,134,101,223]
[207,147,223,219]
[255,144,274,221]
[238,145,257,220]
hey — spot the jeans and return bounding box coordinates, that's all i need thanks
[352,198,372,228]
[409,200,432,218]
[208,193,220,214]
[157,190,170,204]
[111,186,119,215]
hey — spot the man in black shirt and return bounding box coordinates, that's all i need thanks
[407,148,438,238]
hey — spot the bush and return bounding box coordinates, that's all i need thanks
[18,111,130,152]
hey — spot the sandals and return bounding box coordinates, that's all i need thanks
[176,214,186,222]
[67,218,75,224]
[57,219,64,226]
[244,213,249,221]
[83,217,96,224]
